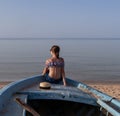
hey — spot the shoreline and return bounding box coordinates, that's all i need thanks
[0,81,120,100]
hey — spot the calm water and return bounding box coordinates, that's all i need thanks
[0,39,120,82]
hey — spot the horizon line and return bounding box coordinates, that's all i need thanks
[0,37,120,40]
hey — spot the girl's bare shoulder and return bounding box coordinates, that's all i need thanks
[59,57,64,60]
[46,58,52,63]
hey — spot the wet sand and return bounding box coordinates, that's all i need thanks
[0,81,120,100]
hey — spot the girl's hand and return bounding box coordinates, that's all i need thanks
[63,80,67,86]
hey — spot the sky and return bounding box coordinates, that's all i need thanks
[0,0,120,38]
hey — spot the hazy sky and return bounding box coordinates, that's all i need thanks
[0,0,120,38]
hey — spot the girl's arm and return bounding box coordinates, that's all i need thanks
[61,67,66,86]
[42,60,49,76]
[42,67,48,76]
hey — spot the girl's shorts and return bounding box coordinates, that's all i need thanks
[45,74,62,84]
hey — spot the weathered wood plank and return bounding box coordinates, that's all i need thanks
[15,98,40,116]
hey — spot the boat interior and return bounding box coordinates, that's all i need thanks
[17,81,105,116]
[26,99,105,116]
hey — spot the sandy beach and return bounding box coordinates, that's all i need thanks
[87,83,120,100]
[0,82,11,89]
[0,81,120,100]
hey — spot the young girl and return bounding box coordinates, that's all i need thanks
[42,45,66,86]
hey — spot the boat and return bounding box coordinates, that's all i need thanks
[0,75,120,116]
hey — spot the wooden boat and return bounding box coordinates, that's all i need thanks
[0,75,120,116]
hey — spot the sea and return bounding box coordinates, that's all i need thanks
[0,38,120,83]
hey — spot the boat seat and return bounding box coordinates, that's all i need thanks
[16,84,98,106]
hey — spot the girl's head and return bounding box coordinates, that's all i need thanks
[50,45,60,58]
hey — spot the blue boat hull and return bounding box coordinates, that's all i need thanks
[0,75,120,116]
